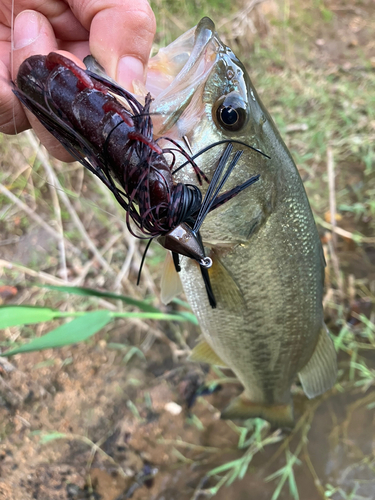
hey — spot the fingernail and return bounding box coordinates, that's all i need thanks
[14,11,41,50]
[117,56,145,91]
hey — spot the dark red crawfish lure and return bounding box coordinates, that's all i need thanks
[13,52,263,307]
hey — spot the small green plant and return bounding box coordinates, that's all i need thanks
[265,448,301,500]
[201,420,283,496]
[0,285,197,356]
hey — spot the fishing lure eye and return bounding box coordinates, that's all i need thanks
[213,93,247,132]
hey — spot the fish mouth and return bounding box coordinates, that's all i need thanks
[147,17,220,136]
[147,17,216,96]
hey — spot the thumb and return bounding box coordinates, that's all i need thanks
[12,10,74,161]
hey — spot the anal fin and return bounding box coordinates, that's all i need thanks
[189,340,227,367]
[221,394,294,429]
[298,324,337,399]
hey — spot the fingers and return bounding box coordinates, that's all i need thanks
[5,0,157,162]
[12,10,74,161]
[0,59,29,135]
[70,0,156,90]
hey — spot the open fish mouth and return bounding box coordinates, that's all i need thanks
[147,18,217,100]
[147,18,219,137]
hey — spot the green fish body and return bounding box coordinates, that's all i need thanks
[150,18,337,427]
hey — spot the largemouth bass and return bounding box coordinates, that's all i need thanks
[150,17,337,428]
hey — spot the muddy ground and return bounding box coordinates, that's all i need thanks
[1,1,375,499]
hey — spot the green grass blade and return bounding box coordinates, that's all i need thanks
[0,306,57,329]
[111,311,196,322]
[288,468,299,500]
[38,285,161,313]
[170,310,198,325]
[40,432,68,444]
[238,455,253,480]
[266,466,285,482]
[207,458,242,476]
[3,310,111,356]
[171,298,192,309]
[123,346,147,364]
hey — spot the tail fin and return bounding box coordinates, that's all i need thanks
[298,324,337,399]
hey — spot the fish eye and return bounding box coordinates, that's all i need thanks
[213,93,248,132]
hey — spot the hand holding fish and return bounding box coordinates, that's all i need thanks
[0,0,155,159]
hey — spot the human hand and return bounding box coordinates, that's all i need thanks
[0,0,156,160]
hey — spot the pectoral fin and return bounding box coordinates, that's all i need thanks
[160,251,183,305]
[298,324,337,399]
[189,340,227,367]
[221,394,294,429]
[208,255,244,311]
